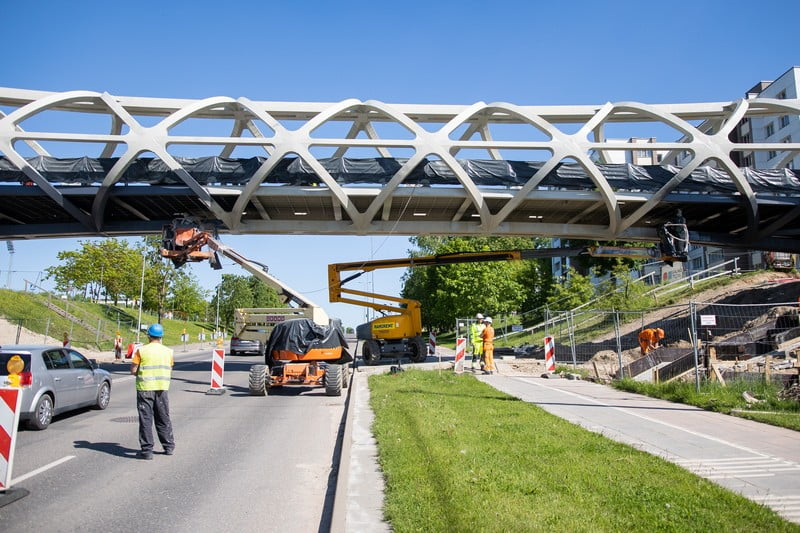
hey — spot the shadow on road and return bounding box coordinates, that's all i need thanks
[73,440,141,459]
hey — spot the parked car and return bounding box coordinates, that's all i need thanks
[229,336,263,356]
[0,345,112,430]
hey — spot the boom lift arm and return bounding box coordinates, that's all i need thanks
[328,242,686,364]
[160,218,328,322]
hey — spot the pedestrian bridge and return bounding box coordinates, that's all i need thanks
[0,87,799,252]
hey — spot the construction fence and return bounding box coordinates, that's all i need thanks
[505,299,800,382]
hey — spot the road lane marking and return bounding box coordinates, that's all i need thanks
[11,455,75,484]
[113,376,135,383]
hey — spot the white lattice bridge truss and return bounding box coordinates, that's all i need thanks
[0,87,799,251]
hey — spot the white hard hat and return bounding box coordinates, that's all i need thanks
[484,316,493,323]
[476,313,484,319]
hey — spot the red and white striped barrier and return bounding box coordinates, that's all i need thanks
[428,331,437,355]
[453,337,467,374]
[1,388,22,490]
[206,348,226,395]
[544,336,555,373]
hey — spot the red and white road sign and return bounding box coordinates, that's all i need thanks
[428,331,437,355]
[453,337,467,374]
[1,388,23,489]
[544,336,555,373]
[207,348,225,393]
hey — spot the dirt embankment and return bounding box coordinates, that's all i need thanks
[500,271,800,379]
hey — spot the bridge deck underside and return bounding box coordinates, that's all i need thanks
[0,156,798,252]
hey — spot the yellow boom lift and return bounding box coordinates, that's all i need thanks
[329,243,687,365]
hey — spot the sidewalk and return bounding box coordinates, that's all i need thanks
[339,349,800,528]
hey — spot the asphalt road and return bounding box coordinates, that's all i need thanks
[0,348,346,533]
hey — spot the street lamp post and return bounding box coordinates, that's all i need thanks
[136,250,146,343]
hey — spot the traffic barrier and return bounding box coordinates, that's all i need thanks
[544,336,555,373]
[453,337,467,374]
[206,348,226,395]
[428,331,437,355]
[0,388,22,490]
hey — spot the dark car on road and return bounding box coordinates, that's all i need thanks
[0,345,112,430]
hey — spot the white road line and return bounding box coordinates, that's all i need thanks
[518,378,773,458]
[114,376,135,383]
[11,455,75,485]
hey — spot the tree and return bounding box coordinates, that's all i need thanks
[46,238,141,304]
[248,276,284,308]
[169,270,209,319]
[546,267,595,310]
[400,236,553,331]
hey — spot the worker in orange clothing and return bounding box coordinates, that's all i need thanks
[638,328,664,356]
[481,316,495,375]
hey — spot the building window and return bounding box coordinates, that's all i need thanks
[768,150,778,159]
[780,115,791,128]
[636,149,651,158]
[766,122,775,137]
[777,89,787,99]
[783,136,792,144]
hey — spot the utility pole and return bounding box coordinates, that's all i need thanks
[136,250,146,343]
[5,240,14,289]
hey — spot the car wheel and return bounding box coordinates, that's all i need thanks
[30,394,54,430]
[94,381,111,410]
[249,364,268,396]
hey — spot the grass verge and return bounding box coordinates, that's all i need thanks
[613,378,800,432]
[369,370,798,532]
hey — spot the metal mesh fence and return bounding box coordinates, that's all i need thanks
[515,300,800,383]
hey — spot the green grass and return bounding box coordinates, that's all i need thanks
[0,289,216,350]
[369,370,798,532]
[613,378,800,431]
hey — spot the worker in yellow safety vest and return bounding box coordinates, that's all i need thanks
[470,313,486,371]
[130,323,175,460]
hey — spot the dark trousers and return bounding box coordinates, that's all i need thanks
[136,390,175,453]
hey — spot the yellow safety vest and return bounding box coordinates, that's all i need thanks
[470,322,485,345]
[136,343,173,391]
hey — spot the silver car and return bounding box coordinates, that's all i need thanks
[229,336,263,356]
[0,345,112,430]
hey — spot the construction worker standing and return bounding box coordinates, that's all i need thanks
[470,313,486,371]
[638,327,664,356]
[130,323,175,460]
[481,316,495,375]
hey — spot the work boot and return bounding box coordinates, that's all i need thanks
[137,451,153,460]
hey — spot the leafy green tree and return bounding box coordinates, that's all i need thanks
[400,236,552,331]
[248,276,284,308]
[546,267,595,310]
[169,270,209,319]
[211,274,255,328]
[46,238,141,304]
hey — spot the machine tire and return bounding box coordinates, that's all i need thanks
[409,336,428,363]
[94,381,111,410]
[325,364,343,396]
[362,340,381,366]
[30,394,54,430]
[249,364,268,396]
[342,364,350,388]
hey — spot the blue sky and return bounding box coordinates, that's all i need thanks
[1,0,798,328]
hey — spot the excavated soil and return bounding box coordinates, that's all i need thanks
[497,271,800,380]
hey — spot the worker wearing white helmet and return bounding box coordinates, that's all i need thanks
[470,313,486,371]
[481,316,495,374]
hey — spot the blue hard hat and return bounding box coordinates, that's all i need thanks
[147,323,164,338]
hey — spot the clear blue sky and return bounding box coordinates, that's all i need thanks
[1,0,798,328]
